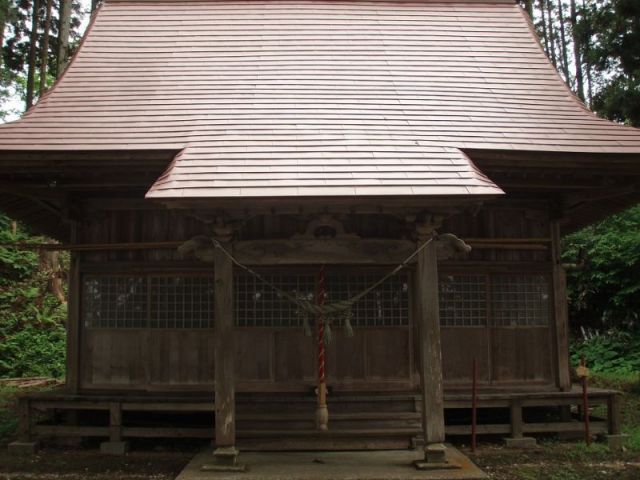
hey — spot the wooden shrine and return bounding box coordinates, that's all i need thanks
[0,0,639,466]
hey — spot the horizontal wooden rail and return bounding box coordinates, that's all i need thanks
[0,237,551,253]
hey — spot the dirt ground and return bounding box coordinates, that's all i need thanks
[2,385,640,480]
[0,439,639,480]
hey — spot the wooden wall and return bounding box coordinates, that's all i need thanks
[73,200,559,394]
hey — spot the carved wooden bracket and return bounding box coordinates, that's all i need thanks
[293,214,359,240]
[178,233,471,265]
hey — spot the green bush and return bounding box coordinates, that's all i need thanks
[0,213,67,379]
[570,329,640,376]
[563,205,640,330]
[0,325,66,378]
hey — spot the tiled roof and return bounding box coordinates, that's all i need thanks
[1,0,640,199]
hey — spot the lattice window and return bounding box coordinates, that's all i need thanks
[234,273,315,327]
[491,275,550,326]
[83,276,147,328]
[326,273,409,327]
[439,275,487,326]
[234,272,409,328]
[150,277,214,328]
[83,275,214,328]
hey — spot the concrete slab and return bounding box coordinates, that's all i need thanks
[606,434,630,452]
[176,448,487,480]
[100,441,130,455]
[7,441,39,455]
[503,437,537,449]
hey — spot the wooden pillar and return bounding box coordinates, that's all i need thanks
[608,394,621,435]
[109,402,123,443]
[415,223,446,466]
[100,401,129,454]
[509,399,523,439]
[65,251,81,394]
[551,220,571,391]
[17,397,32,443]
[211,230,243,470]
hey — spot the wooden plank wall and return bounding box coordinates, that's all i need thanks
[439,203,554,389]
[75,201,558,393]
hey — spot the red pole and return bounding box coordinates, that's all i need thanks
[316,265,329,430]
[471,357,478,452]
[581,356,590,446]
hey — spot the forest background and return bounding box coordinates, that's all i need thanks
[0,0,638,381]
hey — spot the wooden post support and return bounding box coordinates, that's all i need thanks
[109,402,122,443]
[210,228,244,471]
[551,220,571,391]
[65,250,81,394]
[608,393,621,435]
[8,397,39,455]
[414,221,447,467]
[100,402,129,454]
[509,399,523,439]
[17,397,31,443]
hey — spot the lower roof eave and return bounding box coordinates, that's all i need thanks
[145,191,504,214]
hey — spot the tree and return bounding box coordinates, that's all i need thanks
[583,0,640,126]
[563,205,640,331]
[56,0,70,75]
[39,0,52,95]
[557,0,570,81]
[25,0,39,108]
[569,0,585,100]
[1,0,85,112]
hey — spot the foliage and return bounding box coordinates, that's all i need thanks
[0,0,86,117]
[0,213,67,379]
[0,386,19,444]
[563,205,640,330]
[515,0,640,127]
[581,0,640,126]
[570,329,640,376]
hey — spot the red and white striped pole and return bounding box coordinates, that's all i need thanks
[316,264,329,431]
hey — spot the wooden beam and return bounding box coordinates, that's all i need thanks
[415,225,446,455]
[212,230,240,467]
[551,220,571,391]
[0,237,550,256]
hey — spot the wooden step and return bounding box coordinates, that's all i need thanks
[236,412,421,422]
[237,427,420,438]
[237,427,419,451]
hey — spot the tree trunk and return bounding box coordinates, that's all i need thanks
[581,0,593,105]
[39,0,53,95]
[56,0,72,76]
[570,0,585,100]
[26,0,41,109]
[538,0,550,56]
[557,0,570,82]
[39,250,67,305]
[546,0,558,67]
[0,0,9,68]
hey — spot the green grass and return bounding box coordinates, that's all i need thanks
[591,371,640,452]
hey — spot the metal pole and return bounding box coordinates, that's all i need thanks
[581,356,590,445]
[471,357,478,452]
[316,265,329,431]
